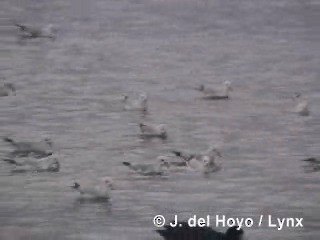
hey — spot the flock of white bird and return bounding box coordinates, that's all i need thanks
[0,23,315,203]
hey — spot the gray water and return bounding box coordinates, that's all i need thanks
[0,0,319,239]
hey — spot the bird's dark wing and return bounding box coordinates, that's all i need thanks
[303,165,320,173]
[302,158,320,164]
[15,23,28,31]
[15,24,40,38]
[202,95,229,100]
[7,150,51,159]
[156,222,225,240]
[2,158,19,165]
[171,151,194,162]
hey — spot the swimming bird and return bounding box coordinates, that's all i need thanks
[3,154,60,173]
[139,123,167,139]
[295,100,310,116]
[156,221,244,240]
[15,23,56,40]
[301,157,320,173]
[71,177,114,200]
[196,81,233,100]
[3,137,53,158]
[0,83,15,97]
[122,158,169,176]
[292,93,310,116]
[188,154,221,174]
[172,147,221,162]
[123,93,148,112]
[172,147,222,173]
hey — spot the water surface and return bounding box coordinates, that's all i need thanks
[0,0,319,239]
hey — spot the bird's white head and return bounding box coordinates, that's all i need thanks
[102,177,115,190]
[202,155,212,166]
[122,95,129,102]
[139,93,148,102]
[296,100,309,116]
[44,24,58,35]
[223,81,233,91]
[139,93,148,112]
[159,125,167,137]
[43,24,57,37]
[48,158,60,172]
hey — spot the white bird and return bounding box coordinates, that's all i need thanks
[122,158,169,176]
[295,100,310,116]
[189,155,221,174]
[15,23,57,40]
[0,83,15,97]
[172,147,222,173]
[292,93,310,116]
[139,123,167,139]
[3,137,53,158]
[3,154,60,173]
[196,81,233,100]
[123,93,148,112]
[71,177,114,200]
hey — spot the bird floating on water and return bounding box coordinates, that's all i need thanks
[71,177,114,200]
[156,221,244,240]
[15,23,57,40]
[3,137,53,158]
[123,93,148,112]
[0,83,16,97]
[172,147,222,174]
[292,93,310,116]
[122,157,169,176]
[196,81,233,100]
[295,100,310,116]
[139,122,167,139]
[3,154,60,173]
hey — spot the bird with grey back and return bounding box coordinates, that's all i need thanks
[139,122,167,139]
[122,157,169,176]
[295,100,310,116]
[172,146,222,174]
[71,177,114,200]
[123,93,148,112]
[3,137,53,158]
[293,94,310,116]
[15,23,57,40]
[3,154,60,173]
[196,81,233,100]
